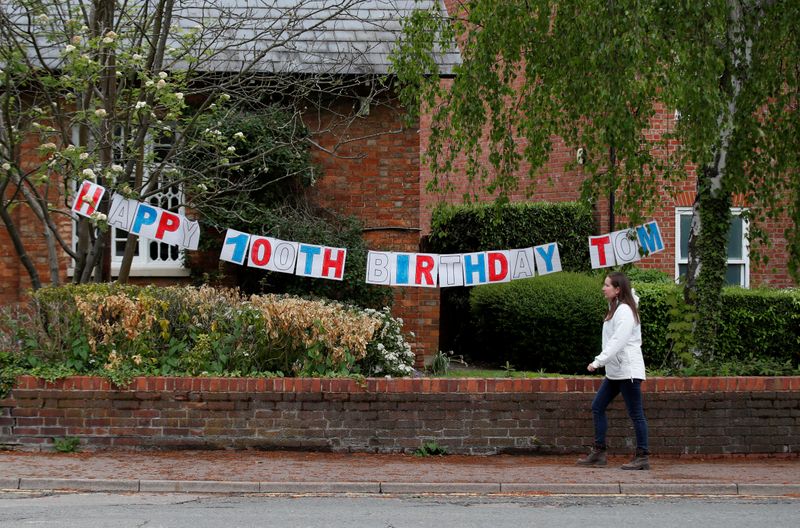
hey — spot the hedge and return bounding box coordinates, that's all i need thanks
[468,273,800,374]
[636,283,800,370]
[427,201,596,355]
[469,273,606,373]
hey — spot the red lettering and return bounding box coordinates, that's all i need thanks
[487,252,509,281]
[415,255,436,286]
[591,236,612,266]
[250,238,272,267]
[322,248,345,279]
[155,211,180,240]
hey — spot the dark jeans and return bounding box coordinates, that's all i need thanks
[591,378,649,452]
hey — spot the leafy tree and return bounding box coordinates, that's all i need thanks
[391,0,800,358]
[1,0,399,287]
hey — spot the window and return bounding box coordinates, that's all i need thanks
[71,127,189,277]
[675,207,749,287]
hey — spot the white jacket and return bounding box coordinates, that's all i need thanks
[590,302,646,380]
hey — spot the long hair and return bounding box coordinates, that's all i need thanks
[604,272,640,324]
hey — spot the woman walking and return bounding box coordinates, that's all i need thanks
[577,271,650,470]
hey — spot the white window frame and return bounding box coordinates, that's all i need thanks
[675,207,749,287]
[69,127,190,278]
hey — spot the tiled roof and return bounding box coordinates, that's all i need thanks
[4,0,459,75]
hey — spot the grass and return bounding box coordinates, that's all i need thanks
[432,366,589,378]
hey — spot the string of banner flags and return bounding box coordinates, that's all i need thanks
[72,180,665,287]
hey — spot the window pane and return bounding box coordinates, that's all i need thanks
[678,263,687,280]
[679,213,692,260]
[727,216,743,259]
[726,264,743,286]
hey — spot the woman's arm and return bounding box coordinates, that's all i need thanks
[590,305,635,369]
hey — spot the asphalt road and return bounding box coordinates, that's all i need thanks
[0,492,798,528]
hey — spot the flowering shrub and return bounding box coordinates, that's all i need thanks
[0,285,414,383]
[359,308,416,377]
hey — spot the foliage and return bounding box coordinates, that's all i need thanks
[634,283,800,373]
[180,107,316,221]
[623,267,673,285]
[427,350,452,376]
[413,440,448,457]
[469,273,606,373]
[52,436,81,453]
[358,308,416,377]
[391,0,800,362]
[0,284,413,383]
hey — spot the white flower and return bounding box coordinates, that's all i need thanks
[94,108,107,117]
[233,132,245,140]
[175,92,184,101]
[79,152,89,160]
[102,37,114,44]
[90,212,107,221]
[111,164,123,172]
[36,14,49,23]
[226,146,236,153]
[103,31,117,43]
[158,71,168,79]
[82,168,96,179]
[197,183,208,192]
[41,142,57,151]
[145,80,154,87]
[1,163,10,171]
[64,45,76,53]
[220,93,230,101]
[135,101,147,109]
[132,53,143,61]
[71,35,82,45]
[156,79,166,89]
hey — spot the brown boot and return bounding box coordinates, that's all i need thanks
[621,448,650,470]
[576,444,607,467]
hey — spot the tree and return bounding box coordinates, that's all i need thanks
[1,0,400,288]
[391,0,800,358]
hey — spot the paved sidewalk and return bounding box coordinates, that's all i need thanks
[1,451,798,496]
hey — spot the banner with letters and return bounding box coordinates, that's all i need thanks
[72,180,666,285]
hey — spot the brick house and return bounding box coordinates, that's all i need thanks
[0,0,459,364]
[2,0,795,367]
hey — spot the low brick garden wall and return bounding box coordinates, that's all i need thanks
[1,376,798,455]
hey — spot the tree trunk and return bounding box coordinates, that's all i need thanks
[685,165,731,360]
[683,0,751,361]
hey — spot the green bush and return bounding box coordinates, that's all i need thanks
[716,288,800,364]
[469,273,606,373]
[468,274,800,375]
[427,201,596,355]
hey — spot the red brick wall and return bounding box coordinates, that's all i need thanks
[306,100,438,364]
[3,375,799,455]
